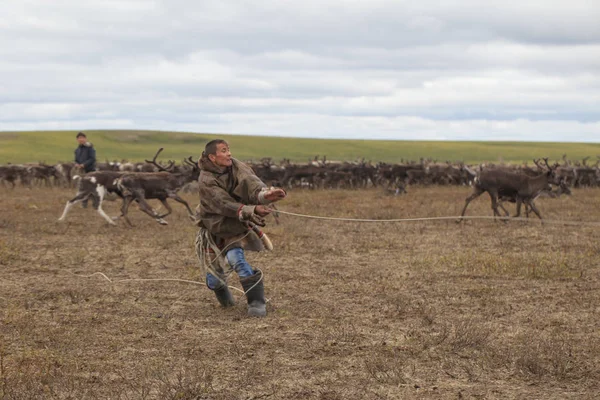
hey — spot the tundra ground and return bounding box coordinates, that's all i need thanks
[1,186,599,399]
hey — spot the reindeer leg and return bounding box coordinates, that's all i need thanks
[58,192,91,221]
[94,184,117,225]
[497,201,510,217]
[488,191,504,222]
[513,198,522,218]
[156,198,173,218]
[458,187,484,222]
[527,200,544,223]
[111,193,127,221]
[170,194,194,217]
[120,196,136,226]
[135,196,168,225]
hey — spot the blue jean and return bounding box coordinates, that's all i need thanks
[206,247,254,290]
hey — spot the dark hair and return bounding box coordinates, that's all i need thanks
[204,139,228,156]
[76,132,86,138]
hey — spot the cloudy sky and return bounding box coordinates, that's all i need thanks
[1,0,599,141]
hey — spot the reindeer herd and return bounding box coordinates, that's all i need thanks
[251,155,600,190]
[1,151,599,225]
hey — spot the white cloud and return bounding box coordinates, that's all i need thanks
[0,0,599,142]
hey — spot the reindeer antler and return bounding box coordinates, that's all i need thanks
[187,156,199,168]
[146,148,163,163]
[542,157,551,169]
[182,156,200,171]
[145,148,175,172]
[541,157,559,171]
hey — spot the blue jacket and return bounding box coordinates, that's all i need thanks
[75,142,96,172]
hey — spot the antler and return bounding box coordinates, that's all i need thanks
[186,156,199,168]
[145,148,175,172]
[146,148,163,164]
[542,157,551,169]
[542,157,559,171]
[182,156,199,170]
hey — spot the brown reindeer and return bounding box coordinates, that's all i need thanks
[496,177,571,218]
[0,165,28,188]
[459,158,559,222]
[114,148,200,226]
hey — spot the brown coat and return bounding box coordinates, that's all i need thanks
[197,155,267,251]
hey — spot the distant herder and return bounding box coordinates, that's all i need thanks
[74,132,96,173]
[74,132,97,208]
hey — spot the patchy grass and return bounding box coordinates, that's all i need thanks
[0,185,599,398]
[1,130,600,164]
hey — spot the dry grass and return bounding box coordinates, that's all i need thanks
[0,185,599,399]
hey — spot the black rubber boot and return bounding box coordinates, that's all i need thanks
[213,285,235,307]
[239,270,266,317]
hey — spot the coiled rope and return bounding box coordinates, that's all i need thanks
[68,230,264,299]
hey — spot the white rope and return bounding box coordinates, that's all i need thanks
[65,227,267,302]
[274,209,600,227]
[66,270,264,298]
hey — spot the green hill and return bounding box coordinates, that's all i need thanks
[0,130,598,164]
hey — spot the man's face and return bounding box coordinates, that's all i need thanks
[77,136,87,145]
[209,143,232,167]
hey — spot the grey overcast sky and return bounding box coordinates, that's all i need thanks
[1,0,599,141]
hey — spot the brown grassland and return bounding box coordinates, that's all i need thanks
[0,185,599,399]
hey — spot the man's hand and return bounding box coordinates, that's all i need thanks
[255,205,272,217]
[238,205,267,226]
[264,188,287,202]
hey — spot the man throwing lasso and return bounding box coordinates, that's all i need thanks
[195,139,286,317]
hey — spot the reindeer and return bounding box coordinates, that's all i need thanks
[58,171,126,225]
[458,158,559,222]
[496,176,571,218]
[0,165,28,188]
[54,162,76,187]
[27,163,61,187]
[281,164,326,189]
[114,148,200,226]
